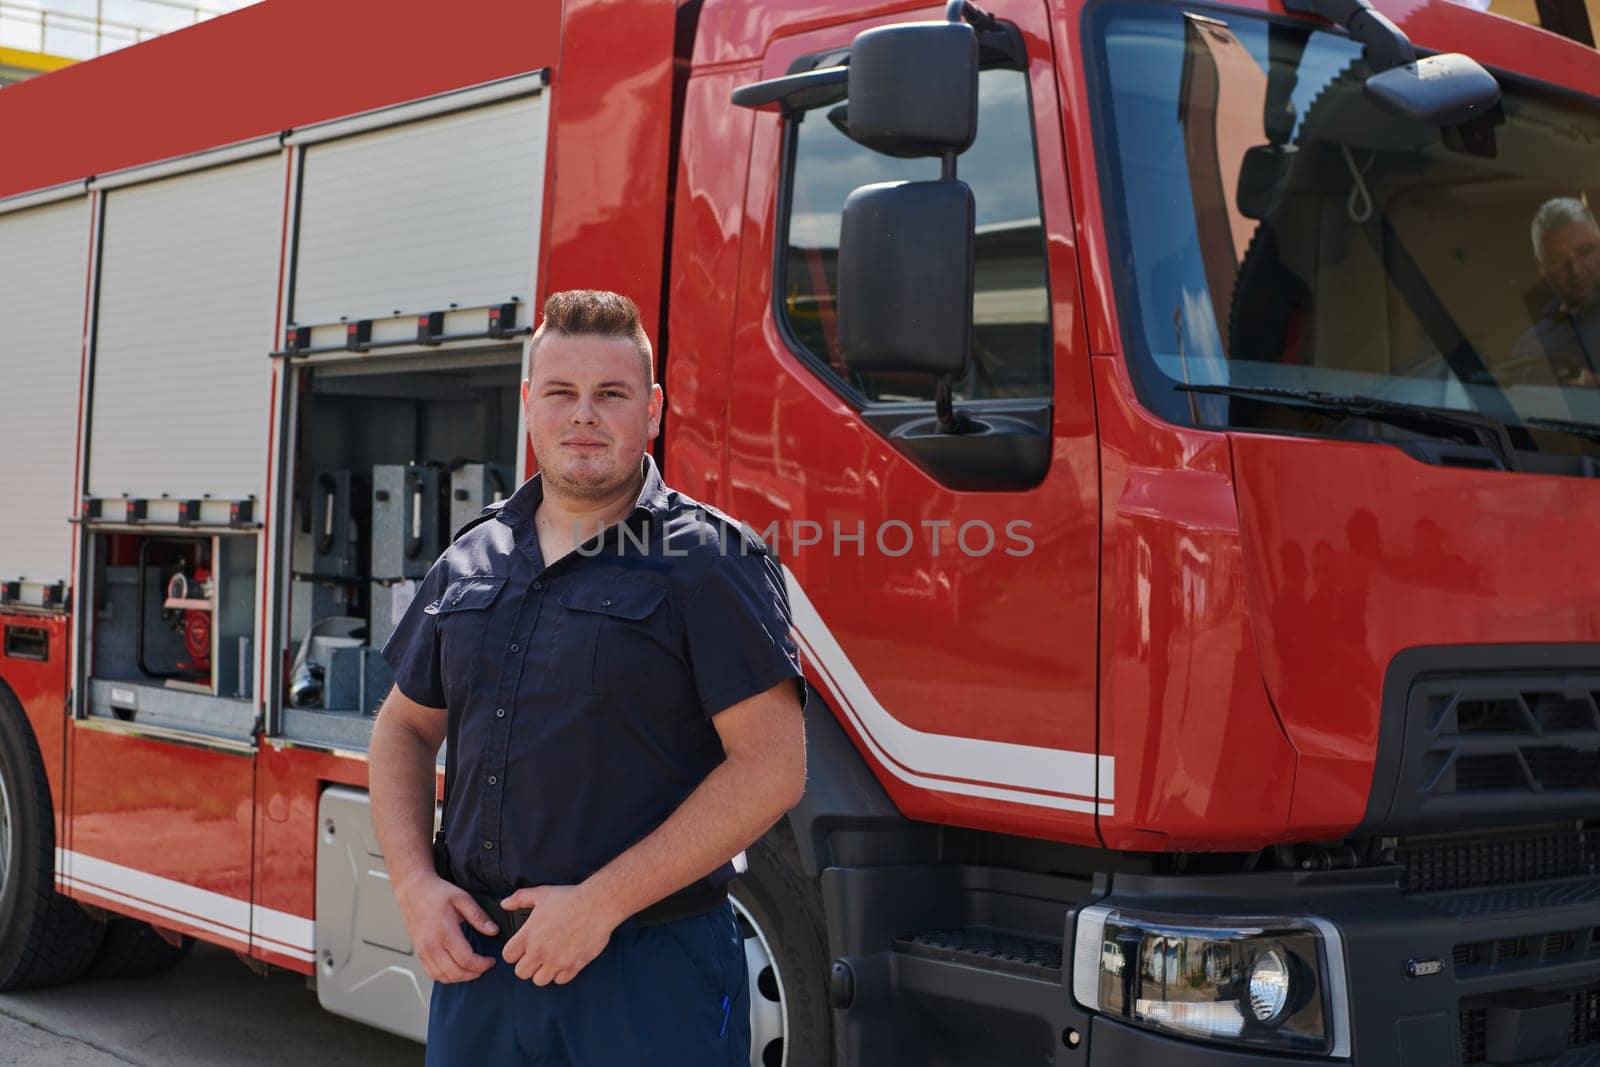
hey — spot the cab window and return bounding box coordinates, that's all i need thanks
[778,65,1052,404]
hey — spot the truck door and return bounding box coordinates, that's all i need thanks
[65,151,283,957]
[725,0,1105,839]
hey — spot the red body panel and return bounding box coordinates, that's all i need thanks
[710,0,1106,844]
[64,730,254,950]
[1090,358,1298,850]
[1052,0,1600,847]
[663,65,757,501]
[0,614,71,840]
[1233,433,1600,836]
[538,0,678,349]
[0,0,561,202]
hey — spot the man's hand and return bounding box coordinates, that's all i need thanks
[393,871,500,983]
[499,884,621,985]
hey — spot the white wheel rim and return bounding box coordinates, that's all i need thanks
[730,894,788,1067]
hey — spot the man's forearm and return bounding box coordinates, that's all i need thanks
[370,712,444,892]
[583,752,796,922]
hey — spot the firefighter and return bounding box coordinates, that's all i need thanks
[1508,196,1600,386]
[369,289,807,1066]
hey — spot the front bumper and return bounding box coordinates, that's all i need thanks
[1078,866,1600,1066]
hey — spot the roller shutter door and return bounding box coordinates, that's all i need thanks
[0,198,90,600]
[292,93,547,333]
[87,156,282,503]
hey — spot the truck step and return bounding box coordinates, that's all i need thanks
[893,927,1063,981]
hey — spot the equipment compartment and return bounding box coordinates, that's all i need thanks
[84,529,258,740]
[280,351,520,741]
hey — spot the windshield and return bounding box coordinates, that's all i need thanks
[1094,3,1600,460]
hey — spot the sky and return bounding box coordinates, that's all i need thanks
[0,0,260,60]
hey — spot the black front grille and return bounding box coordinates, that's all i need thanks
[894,928,1063,980]
[1461,1007,1488,1064]
[1373,655,1600,833]
[1426,686,1600,796]
[1399,826,1600,894]
[1575,987,1600,1047]
[1454,753,1527,792]
[1453,928,1592,977]
[1461,981,1600,1064]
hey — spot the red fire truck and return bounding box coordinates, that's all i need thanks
[2,0,1599,1062]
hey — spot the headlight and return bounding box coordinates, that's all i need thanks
[1072,907,1350,1057]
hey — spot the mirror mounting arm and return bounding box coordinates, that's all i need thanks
[1281,0,1416,71]
[946,0,999,29]
[935,376,973,435]
[948,0,1027,67]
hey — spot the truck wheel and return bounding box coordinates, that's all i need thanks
[0,684,105,990]
[729,821,834,1067]
[88,917,193,981]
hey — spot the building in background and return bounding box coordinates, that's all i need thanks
[0,0,257,85]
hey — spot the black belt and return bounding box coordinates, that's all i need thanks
[472,883,728,940]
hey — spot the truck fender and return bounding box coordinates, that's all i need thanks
[784,690,909,877]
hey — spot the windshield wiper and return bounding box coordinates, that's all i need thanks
[1527,416,1600,444]
[1177,383,1521,470]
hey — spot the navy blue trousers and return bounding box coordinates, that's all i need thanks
[425,903,750,1066]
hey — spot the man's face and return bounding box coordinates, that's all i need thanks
[523,332,662,503]
[1538,220,1600,309]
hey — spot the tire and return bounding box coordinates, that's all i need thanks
[87,917,193,981]
[0,683,105,990]
[729,821,834,1067]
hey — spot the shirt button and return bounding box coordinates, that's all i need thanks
[510,643,520,652]
[482,840,493,851]
[487,775,498,785]
[532,580,543,591]
[495,707,506,718]
[602,598,612,607]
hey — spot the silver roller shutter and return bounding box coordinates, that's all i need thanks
[0,198,90,600]
[87,156,282,503]
[292,93,548,333]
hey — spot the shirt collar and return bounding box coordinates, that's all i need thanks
[498,452,671,531]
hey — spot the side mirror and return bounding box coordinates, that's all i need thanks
[1364,53,1501,127]
[836,15,981,388]
[1281,0,1500,126]
[837,180,975,378]
[845,21,979,157]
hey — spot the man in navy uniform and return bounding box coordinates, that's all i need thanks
[370,289,807,1065]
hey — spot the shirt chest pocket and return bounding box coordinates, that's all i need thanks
[559,581,678,695]
[426,575,507,693]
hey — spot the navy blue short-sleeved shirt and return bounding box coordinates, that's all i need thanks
[381,454,804,899]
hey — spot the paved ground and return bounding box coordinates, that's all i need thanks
[0,942,423,1066]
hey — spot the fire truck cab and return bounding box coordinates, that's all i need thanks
[2,0,1600,1064]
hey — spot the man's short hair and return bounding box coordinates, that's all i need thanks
[529,290,654,384]
[1531,197,1598,260]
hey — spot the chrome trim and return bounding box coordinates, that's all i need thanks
[0,180,89,216]
[1071,904,1110,1011]
[1308,917,1353,1059]
[89,135,282,193]
[75,716,255,757]
[284,71,546,147]
[76,521,260,536]
[263,736,370,762]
